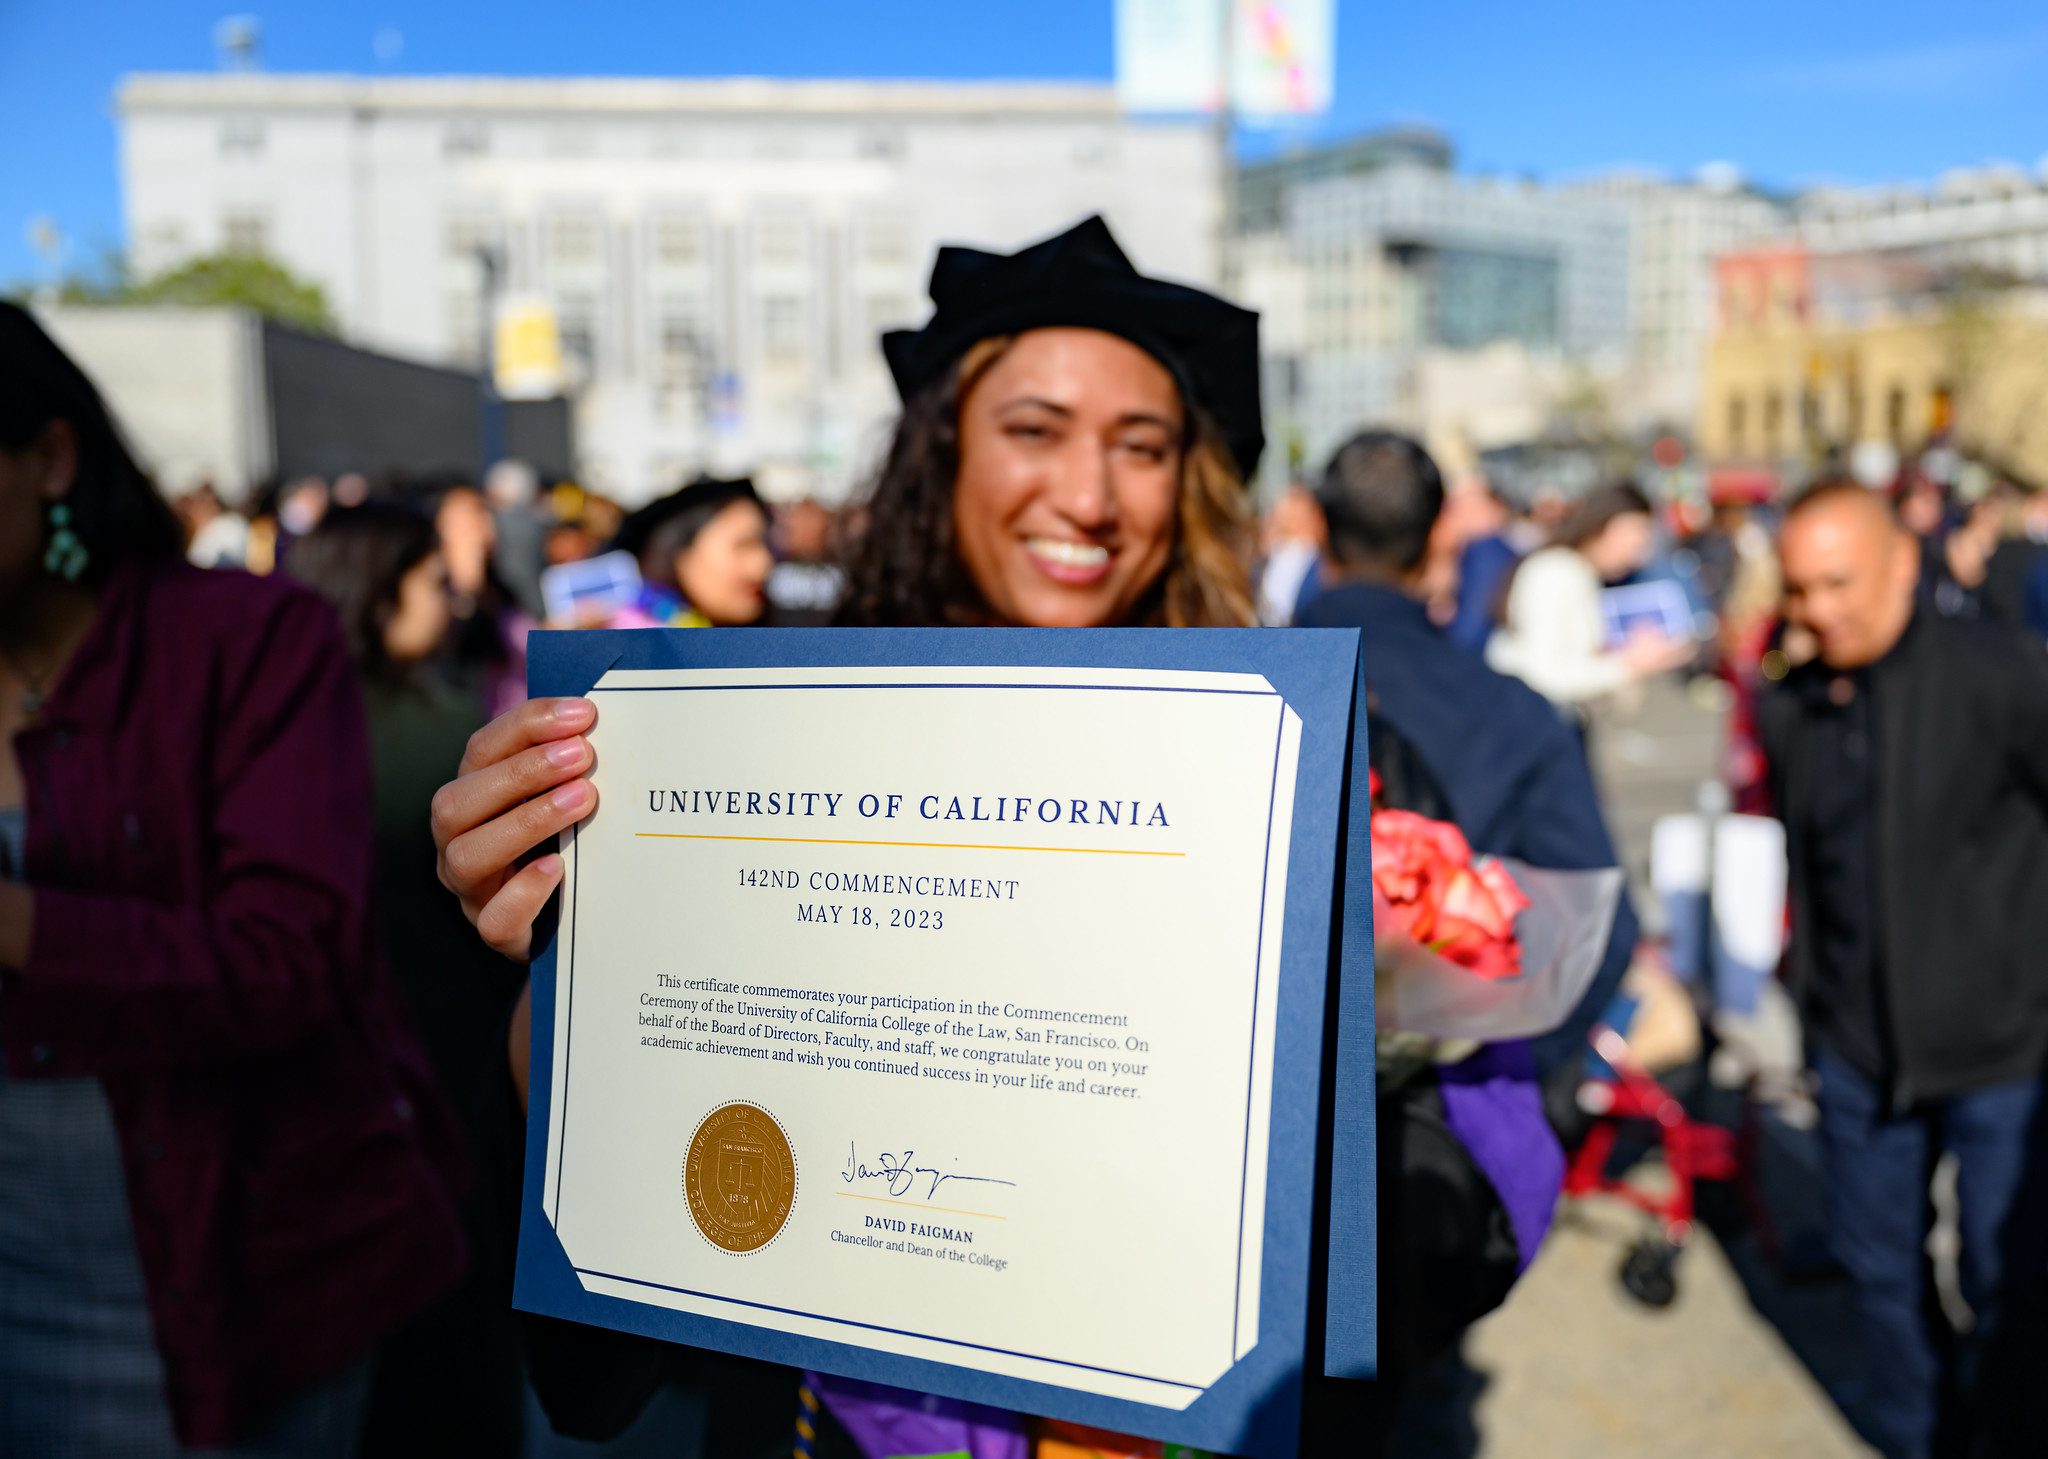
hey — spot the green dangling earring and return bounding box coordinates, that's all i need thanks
[43,502,89,583]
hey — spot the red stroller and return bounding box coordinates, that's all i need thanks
[1563,1017,1778,1306]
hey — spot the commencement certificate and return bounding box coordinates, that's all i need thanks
[518,629,1371,1457]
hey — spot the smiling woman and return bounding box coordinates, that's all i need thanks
[955,329,1184,626]
[425,215,1268,1458]
[837,328,1250,630]
[431,214,1265,968]
[836,216,1260,631]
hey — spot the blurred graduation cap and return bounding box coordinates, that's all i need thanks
[610,475,762,563]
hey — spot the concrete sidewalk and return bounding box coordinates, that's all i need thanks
[1385,678,1877,1458]
[1390,1190,1872,1458]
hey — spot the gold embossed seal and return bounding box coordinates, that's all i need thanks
[682,1103,797,1254]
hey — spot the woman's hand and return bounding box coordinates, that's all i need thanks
[432,696,599,960]
[1619,629,1694,681]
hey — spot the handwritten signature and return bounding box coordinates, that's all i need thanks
[840,1141,1018,1203]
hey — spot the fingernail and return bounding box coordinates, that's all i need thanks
[551,781,592,812]
[546,738,587,767]
[534,854,563,879]
[552,698,594,725]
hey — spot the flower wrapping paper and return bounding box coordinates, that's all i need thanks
[1374,859,1625,1043]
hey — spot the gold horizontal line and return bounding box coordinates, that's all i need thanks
[835,1190,1007,1221]
[633,832,1183,857]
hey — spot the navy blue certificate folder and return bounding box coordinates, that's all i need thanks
[516,627,1377,1457]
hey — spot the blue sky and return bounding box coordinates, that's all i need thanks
[4,0,2044,284]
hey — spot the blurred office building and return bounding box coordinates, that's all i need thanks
[116,73,1220,502]
[1232,127,1783,484]
[1558,165,1785,425]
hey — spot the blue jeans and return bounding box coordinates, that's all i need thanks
[1815,1047,2048,1459]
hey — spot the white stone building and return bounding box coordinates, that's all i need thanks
[1791,164,2048,281]
[117,74,1221,502]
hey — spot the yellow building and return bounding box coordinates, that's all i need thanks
[1700,246,2048,486]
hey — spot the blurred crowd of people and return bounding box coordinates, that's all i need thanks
[1260,439,2048,1459]
[1259,440,2048,765]
[164,460,856,750]
[6,200,2048,1459]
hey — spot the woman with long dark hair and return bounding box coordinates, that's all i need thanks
[286,503,528,1454]
[435,216,1258,969]
[286,503,452,677]
[424,218,1263,1456]
[0,303,465,1455]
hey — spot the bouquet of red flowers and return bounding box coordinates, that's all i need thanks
[1367,771,1624,1051]
[1368,771,1532,980]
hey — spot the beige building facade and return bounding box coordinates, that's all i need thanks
[1701,246,2048,485]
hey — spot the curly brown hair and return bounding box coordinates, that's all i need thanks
[833,336,1255,628]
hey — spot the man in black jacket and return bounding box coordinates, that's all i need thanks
[1761,477,2048,1459]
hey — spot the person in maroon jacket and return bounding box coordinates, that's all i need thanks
[0,301,466,1454]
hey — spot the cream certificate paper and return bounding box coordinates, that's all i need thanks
[539,664,1302,1408]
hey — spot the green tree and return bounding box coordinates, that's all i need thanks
[8,249,338,335]
[128,251,336,334]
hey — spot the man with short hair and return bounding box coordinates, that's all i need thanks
[1299,430,1636,1072]
[1297,432,1637,1444]
[1762,477,2048,1459]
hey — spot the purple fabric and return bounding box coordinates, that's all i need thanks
[6,558,466,1444]
[810,1374,1029,1459]
[1437,1040,1564,1272]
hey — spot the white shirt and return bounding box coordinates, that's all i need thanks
[1485,546,1630,708]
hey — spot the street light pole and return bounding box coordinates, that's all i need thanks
[476,243,505,476]
[1215,0,1238,295]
